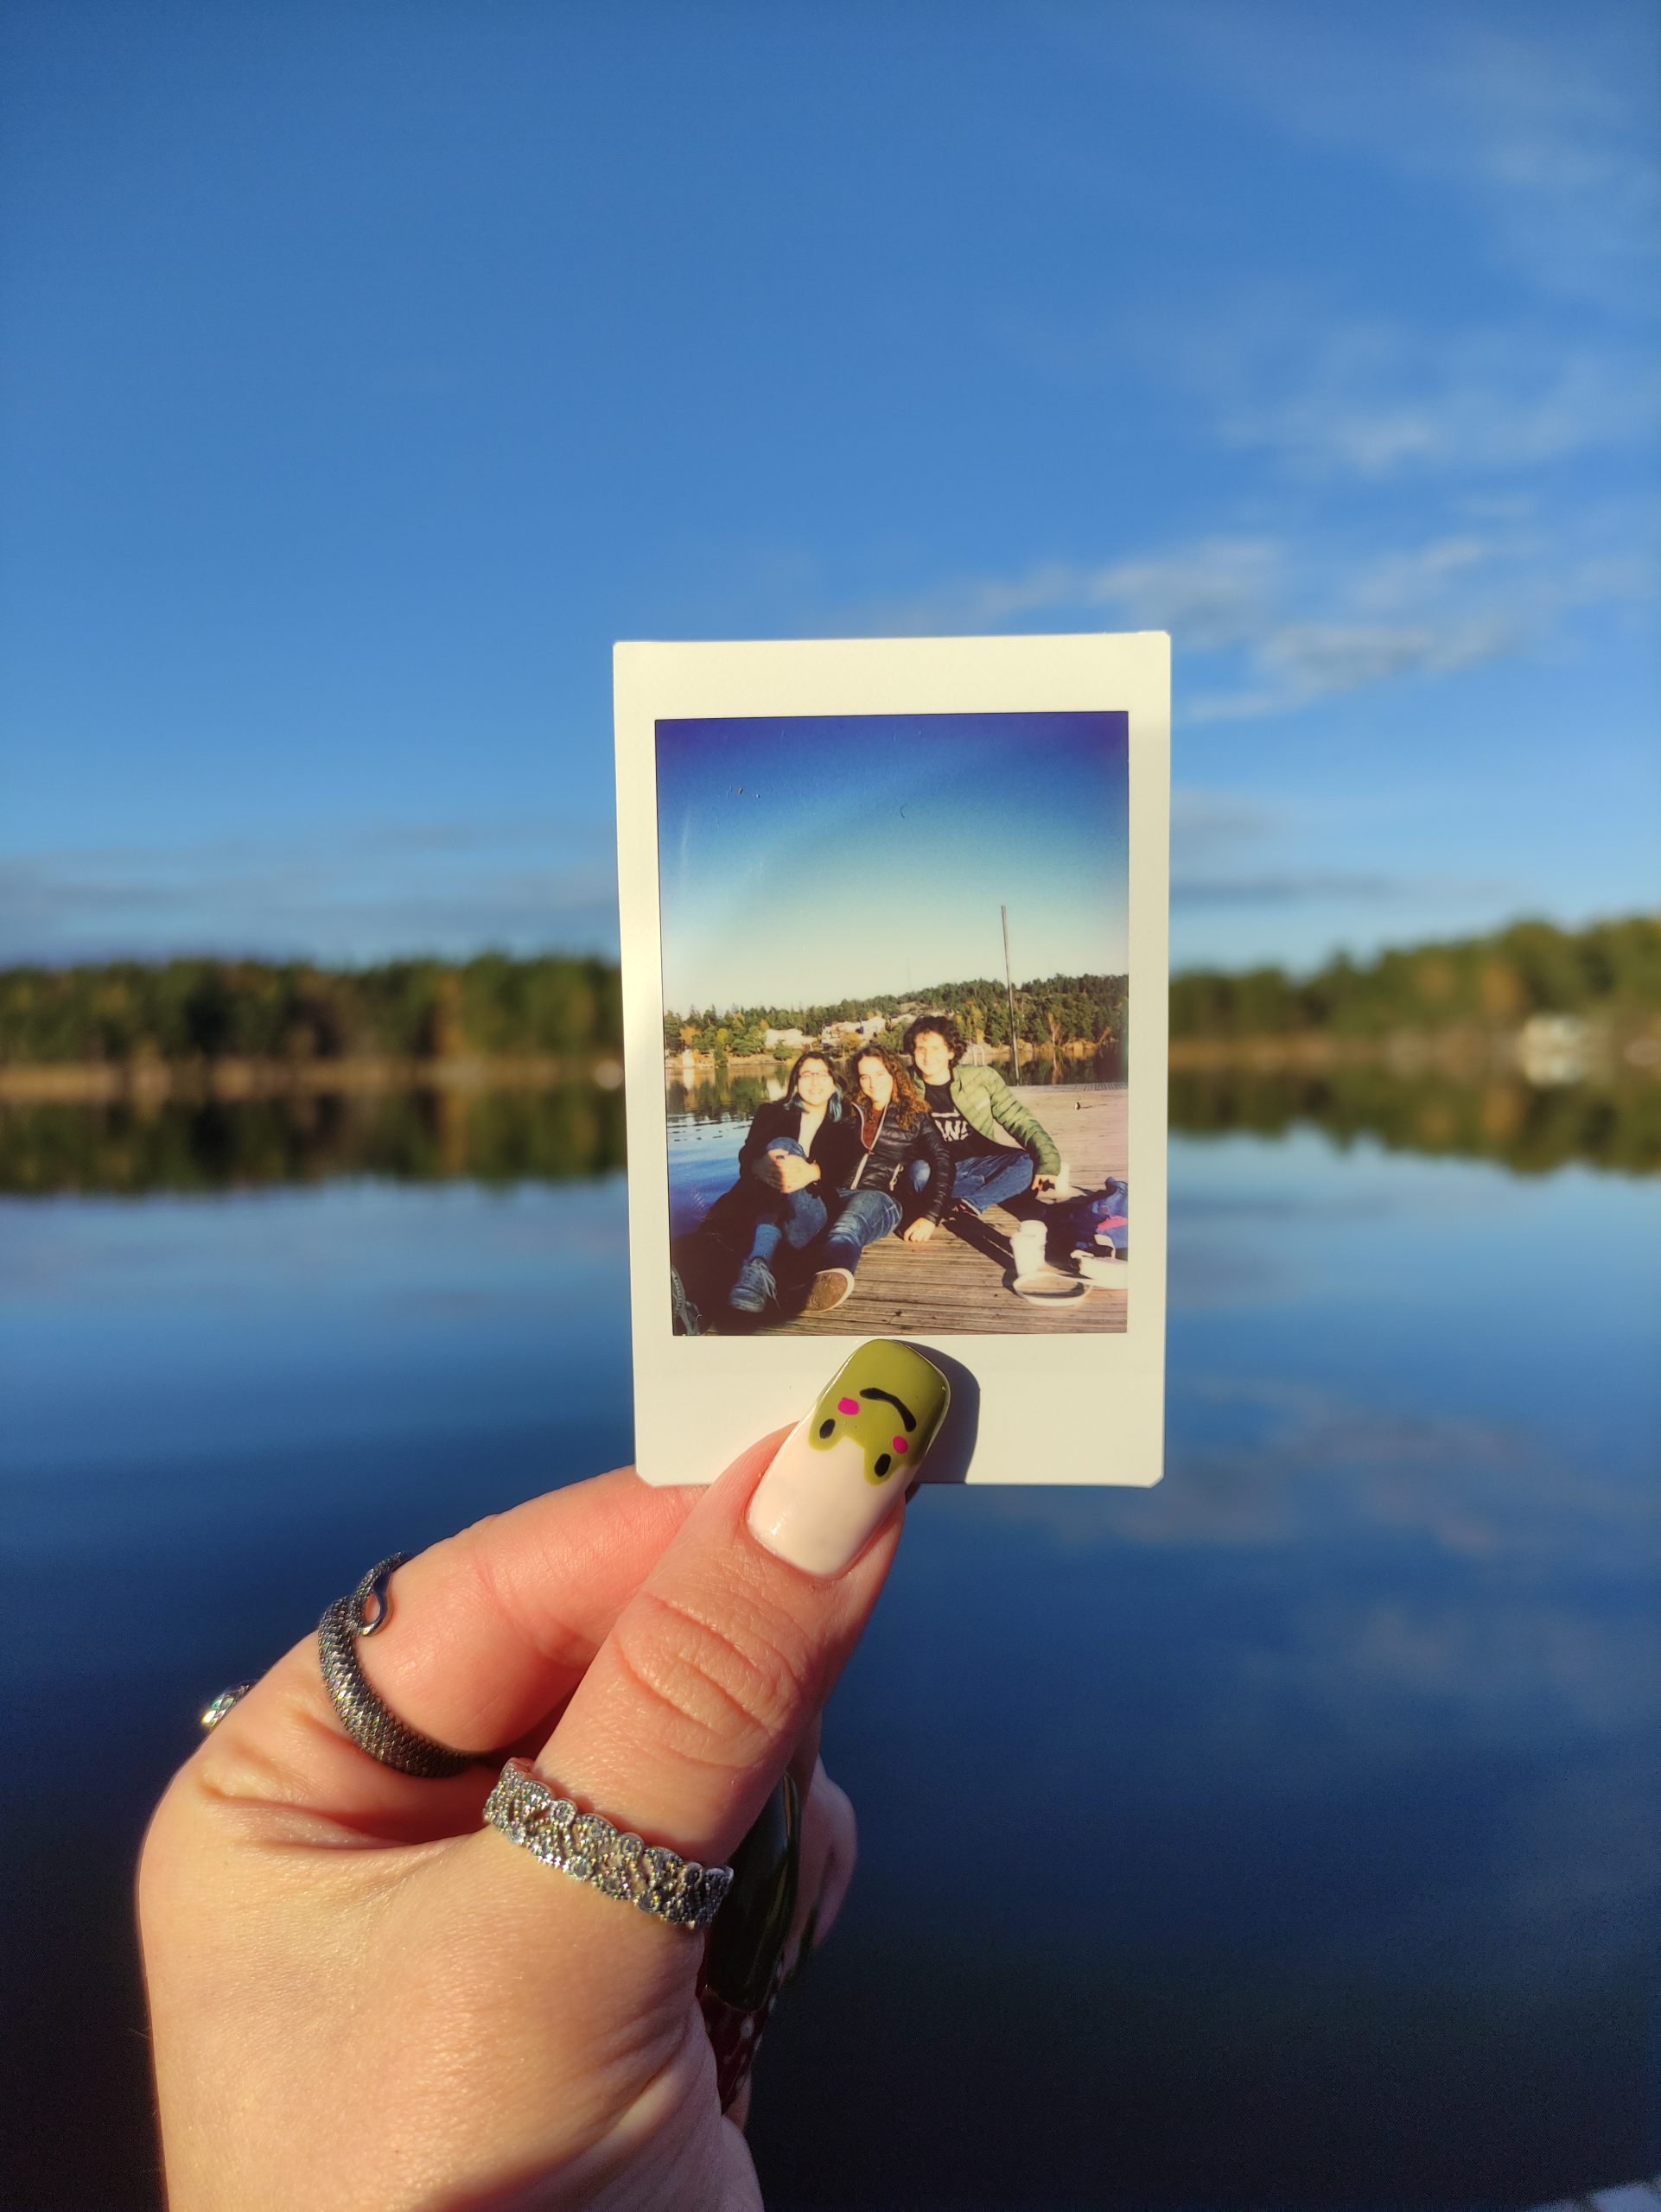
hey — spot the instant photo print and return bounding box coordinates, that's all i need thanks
[614,634,1170,1487]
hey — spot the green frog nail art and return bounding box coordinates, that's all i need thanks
[806,1340,949,1485]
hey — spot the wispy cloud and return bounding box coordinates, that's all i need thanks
[1168,786,1513,912]
[1438,22,1661,303]
[1215,331,1659,481]
[0,820,620,965]
[869,497,1654,722]
[1136,4,1661,307]
[1189,609,1523,723]
[875,537,1279,647]
[1174,869,1415,908]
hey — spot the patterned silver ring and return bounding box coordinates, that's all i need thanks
[316,1554,483,1779]
[484,1758,734,1933]
[200,1683,255,1732]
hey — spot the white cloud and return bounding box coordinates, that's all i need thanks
[877,536,1282,647]
[1170,788,1285,858]
[1130,3,1661,307]
[868,487,1655,723]
[1084,541,1281,649]
[1190,611,1522,723]
[1442,22,1661,302]
[1168,785,1513,910]
[0,820,620,965]
[1216,329,1659,482]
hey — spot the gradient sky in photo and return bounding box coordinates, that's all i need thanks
[2,1,1655,973]
[657,712,1128,1009]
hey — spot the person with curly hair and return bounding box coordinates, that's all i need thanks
[802,1043,952,1313]
[901,1011,1061,1222]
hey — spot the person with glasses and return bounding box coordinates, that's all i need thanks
[697,1050,862,1319]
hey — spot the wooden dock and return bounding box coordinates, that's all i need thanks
[677,1084,1128,1338]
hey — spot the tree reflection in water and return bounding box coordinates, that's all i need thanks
[1,1065,1657,1194]
[1169,1066,1661,1178]
[0,1084,627,1195]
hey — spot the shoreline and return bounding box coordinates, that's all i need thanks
[0,1052,624,1104]
[3,1020,1654,1106]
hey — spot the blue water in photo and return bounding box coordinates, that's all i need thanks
[668,1100,751,1237]
[3,1123,1657,2209]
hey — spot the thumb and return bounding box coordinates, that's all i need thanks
[456,1341,949,1999]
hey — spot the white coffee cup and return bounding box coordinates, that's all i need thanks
[1010,1219,1048,1274]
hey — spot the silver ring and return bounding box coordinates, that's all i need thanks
[316,1554,481,1779]
[484,1758,734,1933]
[200,1683,254,1732]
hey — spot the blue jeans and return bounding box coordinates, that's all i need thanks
[822,1185,902,1268]
[908,1147,1034,1214]
[744,1137,828,1264]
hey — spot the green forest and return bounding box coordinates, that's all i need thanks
[0,953,620,1065]
[1170,914,1661,1039]
[0,913,1656,1067]
[663,973,1128,1058]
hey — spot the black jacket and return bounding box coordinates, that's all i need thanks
[735,1096,862,1189]
[702,1096,863,1248]
[846,1103,954,1222]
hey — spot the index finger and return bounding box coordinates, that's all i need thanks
[188,1465,699,1834]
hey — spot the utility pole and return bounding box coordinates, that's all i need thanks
[1001,904,1019,1075]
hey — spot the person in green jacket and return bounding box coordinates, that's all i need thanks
[899,1012,1061,1241]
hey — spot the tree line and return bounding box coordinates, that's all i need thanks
[663,972,1128,1060]
[0,913,1655,1067]
[1170,914,1661,1039]
[0,954,620,1065]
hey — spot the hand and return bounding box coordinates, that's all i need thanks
[901,1217,936,1243]
[770,1151,819,1194]
[140,1428,907,2210]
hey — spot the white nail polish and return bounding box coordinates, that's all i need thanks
[747,1340,950,1576]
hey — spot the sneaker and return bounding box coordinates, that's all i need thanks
[670,1266,706,1338]
[805,1264,856,1312]
[728,1257,777,1313]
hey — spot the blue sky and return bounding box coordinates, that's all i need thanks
[657,711,1128,1008]
[2,0,1655,975]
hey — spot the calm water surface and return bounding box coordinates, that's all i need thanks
[3,1111,1657,2209]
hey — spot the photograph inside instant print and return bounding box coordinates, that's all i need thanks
[659,710,1130,1338]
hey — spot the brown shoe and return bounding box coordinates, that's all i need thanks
[805,1266,855,1312]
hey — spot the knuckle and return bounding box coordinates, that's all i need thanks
[454,1518,589,1676]
[450,1522,521,1634]
[610,1587,814,1770]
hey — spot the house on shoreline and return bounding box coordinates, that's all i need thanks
[818,1013,886,1046]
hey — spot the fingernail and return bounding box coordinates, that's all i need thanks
[697,1772,802,2111]
[747,1339,949,1576]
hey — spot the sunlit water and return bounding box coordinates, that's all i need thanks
[3,1121,1657,2209]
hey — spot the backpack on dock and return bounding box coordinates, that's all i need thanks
[1060,1179,1128,1260]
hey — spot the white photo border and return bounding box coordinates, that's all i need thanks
[614,633,1169,1487]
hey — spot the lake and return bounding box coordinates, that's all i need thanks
[3,1083,1657,2209]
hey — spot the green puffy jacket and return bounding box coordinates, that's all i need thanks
[949,1065,1061,1175]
